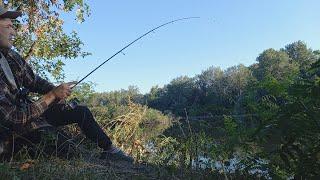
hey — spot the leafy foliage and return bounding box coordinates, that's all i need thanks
[2,0,91,80]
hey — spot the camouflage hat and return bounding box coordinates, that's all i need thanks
[0,6,22,19]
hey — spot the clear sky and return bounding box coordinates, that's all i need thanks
[62,0,320,94]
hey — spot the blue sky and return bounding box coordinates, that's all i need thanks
[62,0,320,94]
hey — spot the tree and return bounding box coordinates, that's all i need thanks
[284,41,317,71]
[224,64,252,97]
[247,59,320,178]
[196,66,224,97]
[196,67,226,114]
[164,76,196,115]
[1,0,91,80]
[254,48,299,82]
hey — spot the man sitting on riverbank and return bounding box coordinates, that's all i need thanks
[0,6,133,162]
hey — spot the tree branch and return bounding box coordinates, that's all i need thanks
[23,41,37,62]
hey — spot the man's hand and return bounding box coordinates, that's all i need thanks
[52,82,76,100]
[41,81,77,106]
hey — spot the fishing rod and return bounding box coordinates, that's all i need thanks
[71,16,200,89]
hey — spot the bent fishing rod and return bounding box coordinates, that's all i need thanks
[71,17,200,89]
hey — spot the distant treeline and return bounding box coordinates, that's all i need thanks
[88,41,319,117]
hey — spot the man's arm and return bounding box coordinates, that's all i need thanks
[0,83,71,126]
[0,90,53,126]
[23,65,56,94]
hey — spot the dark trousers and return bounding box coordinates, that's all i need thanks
[43,104,112,151]
[1,104,112,160]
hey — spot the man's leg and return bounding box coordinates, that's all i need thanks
[0,127,76,159]
[43,104,112,151]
